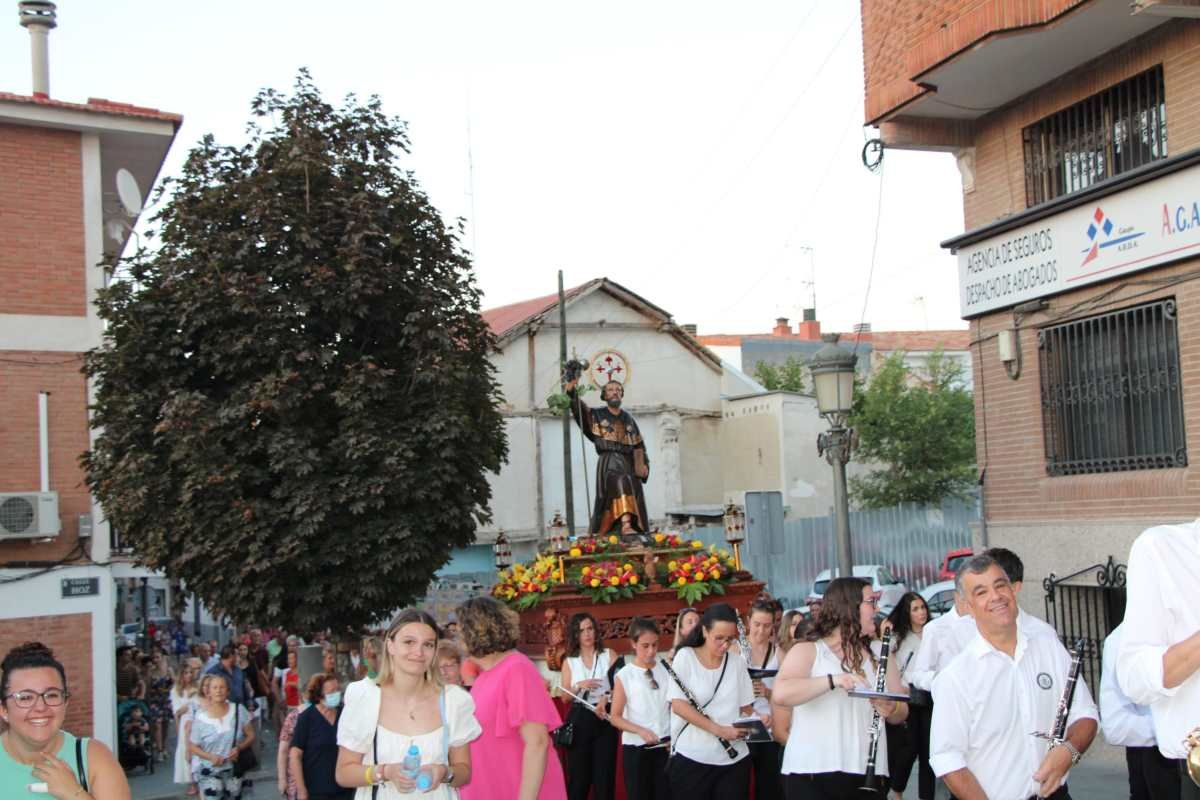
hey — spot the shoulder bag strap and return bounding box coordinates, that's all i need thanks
[440,688,449,762]
[232,704,240,750]
[372,727,379,800]
[75,736,88,793]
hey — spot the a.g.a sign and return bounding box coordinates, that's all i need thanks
[951,160,1200,318]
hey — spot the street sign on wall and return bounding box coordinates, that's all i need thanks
[61,577,99,598]
[953,161,1200,318]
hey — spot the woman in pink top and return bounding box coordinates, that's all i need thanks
[456,597,567,800]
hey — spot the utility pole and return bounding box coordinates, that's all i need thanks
[558,271,575,536]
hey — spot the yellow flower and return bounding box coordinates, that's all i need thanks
[630,575,639,585]
[667,561,678,571]
[590,578,601,588]
[682,563,692,573]
[710,570,721,580]
[653,533,665,543]
[623,563,633,571]
[692,572,703,582]
[677,577,687,586]
[538,583,547,592]
[609,576,620,586]
[691,540,703,549]
[555,571,564,581]
[582,566,591,576]
[608,535,619,544]
[569,547,582,557]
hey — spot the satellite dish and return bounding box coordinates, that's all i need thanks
[115,168,143,216]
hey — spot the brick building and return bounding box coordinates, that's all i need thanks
[0,8,180,744]
[860,2,1200,617]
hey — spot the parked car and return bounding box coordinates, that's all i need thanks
[114,622,142,648]
[921,579,957,618]
[805,565,909,614]
[937,547,974,582]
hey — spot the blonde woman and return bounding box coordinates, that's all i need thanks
[336,609,481,798]
[170,657,202,796]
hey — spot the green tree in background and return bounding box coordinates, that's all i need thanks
[752,355,806,392]
[84,72,507,632]
[848,350,975,509]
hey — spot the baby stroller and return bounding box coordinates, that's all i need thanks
[116,698,155,773]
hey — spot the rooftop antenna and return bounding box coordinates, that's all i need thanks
[18,1,57,98]
[798,245,816,314]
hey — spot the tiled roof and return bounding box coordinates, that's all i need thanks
[480,281,595,337]
[0,92,182,125]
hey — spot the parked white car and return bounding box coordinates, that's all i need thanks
[920,579,958,618]
[806,565,909,615]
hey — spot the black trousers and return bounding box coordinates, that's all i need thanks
[749,740,783,800]
[783,771,881,800]
[567,711,618,800]
[906,702,936,799]
[885,721,916,795]
[951,786,1068,800]
[667,753,751,800]
[623,744,671,800]
[1126,745,1180,800]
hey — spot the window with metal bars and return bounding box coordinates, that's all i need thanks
[1038,298,1186,476]
[1023,66,1167,206]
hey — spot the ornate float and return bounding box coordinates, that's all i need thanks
[492,510,765,669]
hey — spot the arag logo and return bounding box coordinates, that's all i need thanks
[1080,207,1143,268]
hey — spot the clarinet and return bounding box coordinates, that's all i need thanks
[1033,638,1086,749]
[860,628,892,795]
[660,656,739,760]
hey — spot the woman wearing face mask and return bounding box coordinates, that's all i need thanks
[335,609,481,798]
[0,642,129,799]
[666,603,756,800]
[289,674,351,800]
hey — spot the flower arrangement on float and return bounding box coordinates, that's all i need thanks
[492,553,563,611]
[577,560,644,604]
[665,545,739,604]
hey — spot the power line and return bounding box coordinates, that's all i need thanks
[852,160,886,357]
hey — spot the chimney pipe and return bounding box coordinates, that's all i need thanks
[19,1,57,99]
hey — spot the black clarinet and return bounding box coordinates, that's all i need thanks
[660,657,739,759]
[860,629,892,794]
[1033,638,1086,749]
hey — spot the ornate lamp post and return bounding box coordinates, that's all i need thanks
[723,502,746,571]
[808,334,858,579]
[493,529,512,572]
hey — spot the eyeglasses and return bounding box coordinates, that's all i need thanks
[4,689,69,708]
[861,598,879,608]
[644,668,658,690]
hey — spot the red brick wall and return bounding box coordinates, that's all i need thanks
[971,254,1200,524]
[0,613,93,737]
[0,123,86,316]
[965,21,1200,229]
[0,352,90,561]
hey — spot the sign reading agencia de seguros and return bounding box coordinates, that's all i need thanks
[954,161,1200,318]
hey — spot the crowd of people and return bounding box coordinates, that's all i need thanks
[1,528,1197,800]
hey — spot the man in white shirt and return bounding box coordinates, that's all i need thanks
[908,594,975,694]
[931,554,1098,800]
[1102,623,1179,800]
[1117,520,1200,800]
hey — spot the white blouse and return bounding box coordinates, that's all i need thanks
[337,678,483,800]
[781,639,889,778]
[564,650,612,702]
[666,647,754,765]
[614,661,671,746]
[746,642,779,717]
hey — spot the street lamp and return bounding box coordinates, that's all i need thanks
[493,529,512,571]
[547,511,569,554]
[809,334,858,579]
[722,502,746,571]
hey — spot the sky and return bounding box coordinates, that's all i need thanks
[1,0,968,335]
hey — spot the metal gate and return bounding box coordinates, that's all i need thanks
[1042,556,1127,699]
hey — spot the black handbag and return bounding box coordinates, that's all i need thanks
[231,704,259,777]
[551,703,579,748]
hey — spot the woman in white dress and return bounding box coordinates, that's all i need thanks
[170,657,201,796]
[335,608,482,798]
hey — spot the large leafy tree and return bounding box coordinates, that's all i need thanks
[848,350,975,508]
[84,72,507,632]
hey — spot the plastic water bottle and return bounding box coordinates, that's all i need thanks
[402,744,432,790]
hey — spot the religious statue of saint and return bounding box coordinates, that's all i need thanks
[564,360,649,537]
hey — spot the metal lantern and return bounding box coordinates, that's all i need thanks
[808,334,858,421]
[723,502,746,571]
[548,511,568,554]
[493,529,512,571]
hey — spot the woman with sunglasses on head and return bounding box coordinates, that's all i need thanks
[666,603,755,800]
[559,612,618,800]
[772,578,908,800]
[609,617,671,800]
[335,608,480,799]
[1,642,129,800]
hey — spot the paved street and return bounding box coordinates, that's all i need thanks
[129,725,279,800]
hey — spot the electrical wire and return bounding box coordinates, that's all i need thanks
[852,160,887,357]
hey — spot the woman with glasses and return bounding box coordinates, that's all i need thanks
[609,617,671,800]
[772,578,908,799]
[0,641,129,799]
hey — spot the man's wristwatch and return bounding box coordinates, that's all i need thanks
[1061,741,1083,766]
[443,766,455,785]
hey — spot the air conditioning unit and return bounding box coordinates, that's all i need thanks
[0,492,61,539]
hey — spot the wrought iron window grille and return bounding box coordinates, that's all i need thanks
[1038,298,1187,476]
[1023,65,1167,206]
